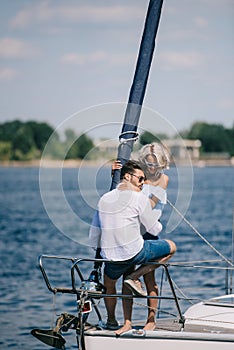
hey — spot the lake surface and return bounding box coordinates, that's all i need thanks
[0,166,233,349]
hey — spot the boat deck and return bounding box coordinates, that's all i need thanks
[84,317,234,337]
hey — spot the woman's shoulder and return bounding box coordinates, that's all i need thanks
[160,173,169,188]
[145,173,169,188]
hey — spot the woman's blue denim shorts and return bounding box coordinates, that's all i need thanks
[104,239,171,280]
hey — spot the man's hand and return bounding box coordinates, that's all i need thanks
[149,194,159,208]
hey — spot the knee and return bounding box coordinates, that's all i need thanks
[166,240,177,254]
[104,274,117,293]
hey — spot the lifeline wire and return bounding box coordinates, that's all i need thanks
[230,208,234,291]
[167,199,234,268]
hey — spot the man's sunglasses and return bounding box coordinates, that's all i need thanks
[129,173,145,183]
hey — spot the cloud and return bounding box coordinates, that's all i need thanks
[61,51,108,65]
[58,5,143,23]
[0,68,18,81]
[219,97,234,110]
[10,2,143,28]
[0,38,39,59]
[61,51,134,66]
[194,16,208,28]
[10,2,55,28]
[159,51,205,71]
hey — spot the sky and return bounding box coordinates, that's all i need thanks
[0,0,233,139]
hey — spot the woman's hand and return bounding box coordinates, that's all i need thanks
[112,160,122,170]
[111,160,122,176]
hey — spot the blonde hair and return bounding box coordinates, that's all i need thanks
[138,142,170,170]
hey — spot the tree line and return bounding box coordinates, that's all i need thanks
[0,120,233,161]
[139,122,234,156]
[0,120,94,161]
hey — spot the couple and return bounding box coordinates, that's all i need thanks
[89,149,176,335]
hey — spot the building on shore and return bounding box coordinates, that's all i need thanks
[163,139,201,161]
[93,138,233,167]
[94,138,202,162]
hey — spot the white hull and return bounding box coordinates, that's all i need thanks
[84,294,234,350]
[85,331,234,350]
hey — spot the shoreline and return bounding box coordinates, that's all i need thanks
[0,159,111,168]
[0,158,233,168]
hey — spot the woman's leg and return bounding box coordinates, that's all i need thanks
[143,271,158,330]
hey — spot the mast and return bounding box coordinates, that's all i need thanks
[93,0,164,265]
[110,0,164,190]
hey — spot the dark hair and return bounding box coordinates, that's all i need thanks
[120,160,143,180]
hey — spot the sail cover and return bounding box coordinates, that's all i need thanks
[110,0,164,190]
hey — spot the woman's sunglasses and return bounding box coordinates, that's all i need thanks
[145,161,158,168]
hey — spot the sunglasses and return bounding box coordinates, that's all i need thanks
[145,161,158,168]
[129,173,145,183]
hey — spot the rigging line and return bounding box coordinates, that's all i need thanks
[167,198,234,268]
[231,207,234,291]
[169,259,223,265]
[169,278,195,305]
[232,205,234,264]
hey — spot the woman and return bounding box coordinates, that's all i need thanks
[139,142,170,237]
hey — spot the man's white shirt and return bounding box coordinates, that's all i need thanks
[89,188,162,261]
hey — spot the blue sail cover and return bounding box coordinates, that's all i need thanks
[111,0,164,190]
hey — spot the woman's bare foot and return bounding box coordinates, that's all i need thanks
[115,322,132,336]
[143,322,156,331]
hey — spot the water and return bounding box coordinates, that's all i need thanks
[0,166,233,349]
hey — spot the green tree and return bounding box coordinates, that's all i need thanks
[0,120,23,142]
[225,126,234,156]
[27,121,55,151]
[139,131,168,145]
[11,125,36,160]
[0,120,60,160]
[65,132,94,159]
[0,142,11,160]
[76,134,94,159]
[187,122,231,154]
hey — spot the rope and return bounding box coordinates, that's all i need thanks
[119,131,139,143]
[134,300,157,312]
[185,316,234,327]
[169,278,195,305]
[167,199,234,268]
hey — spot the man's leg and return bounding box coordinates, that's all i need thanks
[115,267,135,335]
[124,240,176,295]
[104,273,118,326]
[127,240,176,279]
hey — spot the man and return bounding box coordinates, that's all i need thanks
[89,160,176,334]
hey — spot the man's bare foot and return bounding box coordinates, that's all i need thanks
[115,323,132,336]
[143,322,156,331]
